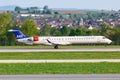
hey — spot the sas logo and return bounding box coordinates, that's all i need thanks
[17,35,23,38]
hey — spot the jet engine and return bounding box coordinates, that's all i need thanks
[27,36,39,41]
[33,36,39,41]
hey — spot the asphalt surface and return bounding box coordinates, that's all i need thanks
[0,48,120,52]
[0,59,120,63]
[0,74,120,80]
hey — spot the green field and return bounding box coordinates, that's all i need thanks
[0,63,119,74]
[0,52,120,59]
[0,45,120,74]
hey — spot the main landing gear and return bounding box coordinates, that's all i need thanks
[54,45,58,49]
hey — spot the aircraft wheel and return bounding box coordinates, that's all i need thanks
[54,45,58,49]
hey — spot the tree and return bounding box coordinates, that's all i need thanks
[50,27,61,36]
[15,6,22,11]
[90,29,100,35]
[100,23,110,36]
[75,28,84,36]
[54,11,59,14]
[39,24,51,36]
[85,30,92,36]
[0,13,15,45]
[69,28,76,36]
[21,19,38,36]
[42,5,51,14]
[105,28,120,45]
[60,26,70,36]
[0,35,7,45]
[0,13,11,35]
[43,5,48,10]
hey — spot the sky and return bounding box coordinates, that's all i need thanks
[0,0,120,10]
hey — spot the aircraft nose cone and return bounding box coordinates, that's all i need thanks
[108,39,112,44]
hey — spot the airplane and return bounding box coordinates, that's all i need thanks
[8,28,112,49]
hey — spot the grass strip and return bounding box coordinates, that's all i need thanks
[0,52,120,59]
[0,63,120,74]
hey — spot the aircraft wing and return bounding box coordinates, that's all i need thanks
[46,39,70,45]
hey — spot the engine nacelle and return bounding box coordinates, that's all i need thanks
[27,36,39,41]
[33,36,39,41]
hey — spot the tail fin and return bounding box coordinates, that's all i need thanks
[8,29,28,39]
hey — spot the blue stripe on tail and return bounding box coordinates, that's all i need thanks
[8,29,28,39]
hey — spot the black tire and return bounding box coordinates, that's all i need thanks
[54,45,58,49]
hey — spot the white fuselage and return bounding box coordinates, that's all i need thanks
[17,36,112,45]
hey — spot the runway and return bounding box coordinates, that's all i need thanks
[0,59,120,63]
[0,48,120,52]
[0,74,120,80]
